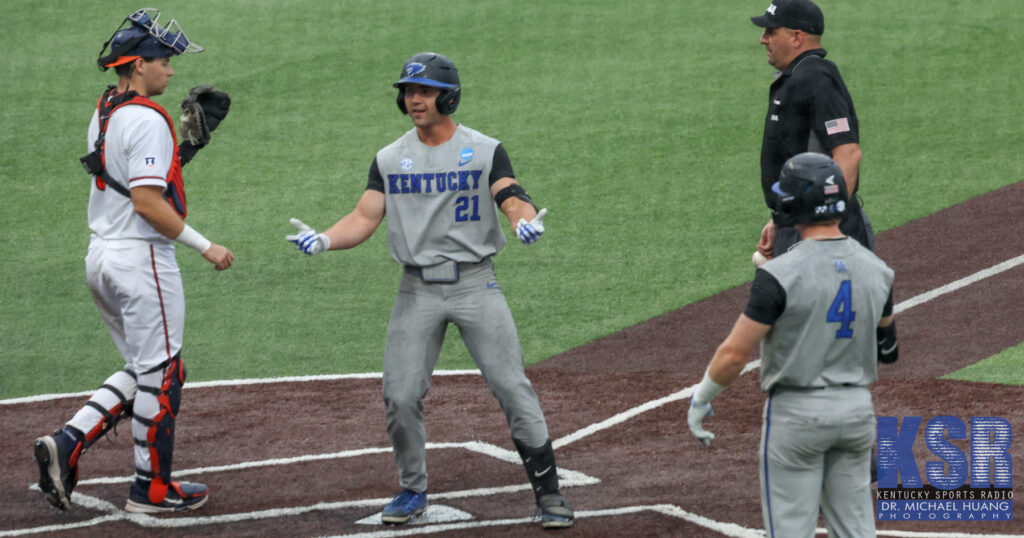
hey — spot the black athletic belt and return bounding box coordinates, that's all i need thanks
[772,383,861,392]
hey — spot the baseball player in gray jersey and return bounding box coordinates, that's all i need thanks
[687,153,898,537]
[286,52,573,528]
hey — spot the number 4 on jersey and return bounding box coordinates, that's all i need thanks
[827,280,856,338]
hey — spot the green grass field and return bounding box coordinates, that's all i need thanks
[944,344,1024,386]
[2,0,1023,398]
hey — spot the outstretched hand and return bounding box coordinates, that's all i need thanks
[286,218,330,255]
[516,208,547,245]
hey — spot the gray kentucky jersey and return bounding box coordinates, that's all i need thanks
[376,125,506,267]
[759,238,894,391]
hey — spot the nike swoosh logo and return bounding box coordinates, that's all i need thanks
[487,282,498,288]
[459,160,470,166]
[534,466,551,478]
[881,341,897,355]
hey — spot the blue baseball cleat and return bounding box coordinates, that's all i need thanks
[381,489,427,524]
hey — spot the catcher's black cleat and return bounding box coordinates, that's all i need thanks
[125,479,209,513]
[535,492,574,529]
[34,430,81,511]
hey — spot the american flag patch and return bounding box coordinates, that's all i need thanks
[824,184,839,195]
[825,118,850,135]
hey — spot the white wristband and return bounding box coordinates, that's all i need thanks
[175,224,212,253]
[693,371,726,404]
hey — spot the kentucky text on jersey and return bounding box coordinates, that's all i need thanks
[387,170,483,194]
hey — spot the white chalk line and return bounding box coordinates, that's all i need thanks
[893,253,1024,315]
[6,254,1024,537]
[0,370,482,406]
[9,441,599,537]
[8,252,1021,408]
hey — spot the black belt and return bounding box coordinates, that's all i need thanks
[404,258,490,283]
[772,383,861,393]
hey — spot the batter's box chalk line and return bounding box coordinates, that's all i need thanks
[11,440,598,536]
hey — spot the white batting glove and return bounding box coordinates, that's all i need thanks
[516,208,547,245]
[687,398,715,446]
[286,218,330,255]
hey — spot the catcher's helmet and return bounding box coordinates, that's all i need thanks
[771,152,848,225]
[394,52,461,115]
[97,9,203,71]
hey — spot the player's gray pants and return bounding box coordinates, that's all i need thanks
[760,386,875,538]
[383,259,549,493]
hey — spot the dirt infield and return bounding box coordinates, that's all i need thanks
[4,182,1024,537]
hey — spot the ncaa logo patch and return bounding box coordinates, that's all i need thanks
[406,62,426,77]
[459,147,474,167]
[400,158,414,170]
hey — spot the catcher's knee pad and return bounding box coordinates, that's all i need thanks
[514,438,560,499]
[133,354,185,499]
[69,368,137,449]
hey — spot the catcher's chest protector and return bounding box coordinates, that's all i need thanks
[87,86,188,218]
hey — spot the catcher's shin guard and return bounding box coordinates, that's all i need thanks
[133,354,186,503]
[68,369,137,449]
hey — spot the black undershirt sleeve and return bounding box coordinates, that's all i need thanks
[883,287,894,317]
[489,143,515,187]
[744,269,786,325]
[366,158,384,192]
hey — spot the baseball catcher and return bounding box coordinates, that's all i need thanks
[35,7,233,515]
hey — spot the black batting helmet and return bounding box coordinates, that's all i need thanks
[771,152,848,225]
[394,52,461,115]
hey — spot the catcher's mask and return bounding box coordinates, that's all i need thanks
[394,52,461,115]
[97,8,203,71]
[771,152,848,226]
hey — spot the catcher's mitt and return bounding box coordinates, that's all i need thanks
[180,85,231,147]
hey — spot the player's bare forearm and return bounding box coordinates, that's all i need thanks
[830,142,861,195]
[323,190,385,250]
[491,177,537,225]
[500,197,537,226]
[131,185,185,239]
[707,314,770,386]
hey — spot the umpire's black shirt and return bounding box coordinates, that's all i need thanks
[760,48,859,210]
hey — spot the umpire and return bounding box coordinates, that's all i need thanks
[751,0,874,261]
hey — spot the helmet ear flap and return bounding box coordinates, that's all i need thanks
[396,86,408,114]
[436,88,460,115]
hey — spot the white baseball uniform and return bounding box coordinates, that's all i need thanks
[70,100,185,481]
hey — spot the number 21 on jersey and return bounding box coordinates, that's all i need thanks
[827,280,856,339]
[455,195,480,222]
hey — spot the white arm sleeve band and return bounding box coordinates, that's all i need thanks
[693,371,726,404]
[175,224,212,253]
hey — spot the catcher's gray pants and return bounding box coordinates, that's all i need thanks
[383,259,549,493]
[760,386,875,538]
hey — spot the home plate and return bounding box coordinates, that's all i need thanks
[356,504,475,525]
